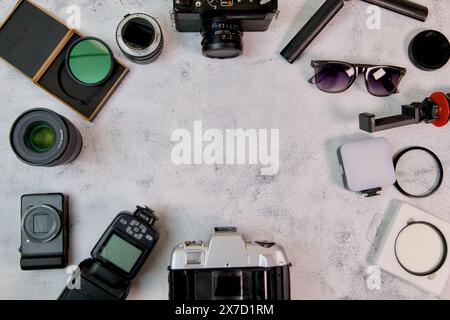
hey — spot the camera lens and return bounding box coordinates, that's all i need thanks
[66,37,114,86]
[201,20,243,59]
[24,122,57,153]
[116,13,164,64]
[22,205,61,243]
[10,109,83,167]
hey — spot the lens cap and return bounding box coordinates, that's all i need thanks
[409,30,450,71]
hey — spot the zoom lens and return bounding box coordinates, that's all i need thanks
[116,13,164,64]
[10,109,83,167]
[201,20,243,59]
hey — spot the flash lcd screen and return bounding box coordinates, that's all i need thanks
[100,234,143,273]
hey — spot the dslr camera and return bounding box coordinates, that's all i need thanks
[20,193,69,270]
[173,0,279,59]
[168,227,291,300]
[59,206,159,300]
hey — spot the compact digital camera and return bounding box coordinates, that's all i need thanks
[59,206,159,300]
[20,193,69,270]
[168,227,291,300]
[173,0,279,59]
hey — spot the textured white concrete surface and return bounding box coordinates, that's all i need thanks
[0,0,450,300]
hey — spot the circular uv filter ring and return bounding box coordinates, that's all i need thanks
[66,37,114,86]
[395,222,447,276]
[393,147,443,198]
[409,30,450,71]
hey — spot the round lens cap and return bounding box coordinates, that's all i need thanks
[409,30,450,71]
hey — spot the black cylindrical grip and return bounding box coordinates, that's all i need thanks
[280,0,344,64]
[361,0,428,22]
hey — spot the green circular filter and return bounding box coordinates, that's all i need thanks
[67,37,113,86]
[24,122,57,153]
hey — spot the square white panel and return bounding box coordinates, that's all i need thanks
[339,137,396,193]
[375,202,450,296]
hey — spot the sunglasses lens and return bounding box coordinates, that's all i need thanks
[314,63,354,93]
[68,38,113,86]
[366,67,402,96]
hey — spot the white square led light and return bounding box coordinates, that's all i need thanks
[339,137,396,196]
[375,202,450,296]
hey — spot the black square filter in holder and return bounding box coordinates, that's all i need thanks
[0,0,128,121]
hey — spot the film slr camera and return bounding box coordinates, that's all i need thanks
[169,227,291,300]
[173,0,279,59]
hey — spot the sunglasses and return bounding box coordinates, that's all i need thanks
[309,61,407,97]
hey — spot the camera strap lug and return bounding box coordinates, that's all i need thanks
[170,10,175,26]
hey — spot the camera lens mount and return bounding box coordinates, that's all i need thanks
[116,13,164,64]
[201,19,243,59]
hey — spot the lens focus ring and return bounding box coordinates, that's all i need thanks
[201,20,243,59]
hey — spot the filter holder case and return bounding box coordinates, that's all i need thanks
[376,203,450,296]
[0,0,128,121]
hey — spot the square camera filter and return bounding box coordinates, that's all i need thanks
[375,202,450,296]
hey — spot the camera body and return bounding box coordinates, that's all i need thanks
[59,206,159,300]
[174,0,279,32]
[168,227,291,300]
[173,0,279,58]
[20,193,69,270]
